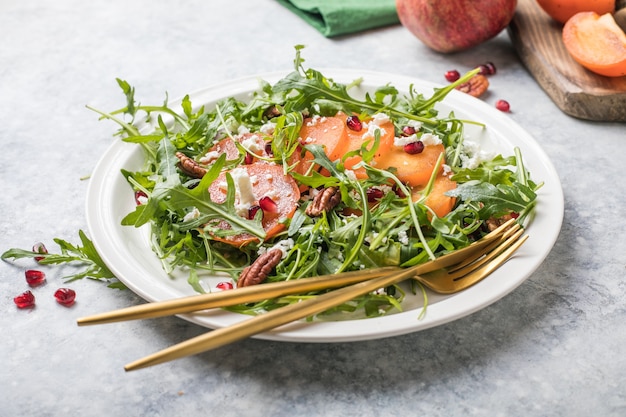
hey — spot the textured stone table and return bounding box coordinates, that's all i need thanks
[1,1,625,416]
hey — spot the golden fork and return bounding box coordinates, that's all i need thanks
[122,223,528,371]
[78,219,520,326]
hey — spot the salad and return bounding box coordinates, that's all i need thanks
[5,46,540,319]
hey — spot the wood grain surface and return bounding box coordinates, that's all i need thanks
[508,0,626,122]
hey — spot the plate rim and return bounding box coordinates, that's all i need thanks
[85,68,564,342]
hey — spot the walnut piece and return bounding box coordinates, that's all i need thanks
[305,186,342,217]
[176,152,207,179]
[455,74,489,98]
[237,249,283,288]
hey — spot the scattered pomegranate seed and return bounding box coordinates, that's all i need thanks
[495,99,511,112]
[244,153,254,164]
[367,188,385,202]
[32,242,48,262]
[216,281,234,291]
[403,141,425,155]
[248,205,262,220]
[346,115,362,131]
[14,290,36,309]
[510,212,520,219]
[54,288,76,307]
[264,142,273,156]
[259,196,277,213]
[477,62,497,76]
[134,190,148,205]
[402,125,416,136]
[444,70,460,82]
[25,269,46,287]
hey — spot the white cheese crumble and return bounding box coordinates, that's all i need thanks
[260,121,276,135]
[397,230,409,245]
[183,207,200,222]
[237,125,250,135]
[230,167,256,217]
[257,238,295,259]
[199,150,221,164]
[393,134,419,147]
[461,140,497,169]
[420,133,442,146]
[240,134,264,154]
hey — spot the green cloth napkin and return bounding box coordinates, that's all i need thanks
[277,0,400,37]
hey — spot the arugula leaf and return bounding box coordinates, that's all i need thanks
[1,230,122,287]
[447,181,537,220]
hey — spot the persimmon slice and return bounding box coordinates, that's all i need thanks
[562,12,626,77]
[207,163,300,247]
[411,174,458,219]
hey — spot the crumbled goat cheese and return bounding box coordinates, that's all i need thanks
[240,134,263,154]
[199,150,221,164]
[420,133,442,146]
[183,207,200,222]
[260,121,276,135]
[231,167,256,217]
[237,125,250,135]
[394,134,419,147]
[257,238,295,259]
[397,230,409,245]
[461,140,497,169]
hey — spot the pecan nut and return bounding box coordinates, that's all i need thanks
[237,249,282,288]
[455,74,489,98]
[176,152,207,179]
[305,186,342,217]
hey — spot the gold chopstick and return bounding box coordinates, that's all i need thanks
[124,267,421,371]
[77,266,399,326]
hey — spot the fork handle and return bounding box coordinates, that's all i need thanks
[124,268,417,371]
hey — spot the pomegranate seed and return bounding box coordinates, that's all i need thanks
[476,65,490,76]
[495,99,510,112]
[244,153,254,164]
[216,281,234,291]
[248,205,262,220]
[346,115,362,131]
[25,269,46,287]
[259,196,277,213]
[14,290,36,309]
[403,141,425,155]
[444,70,460,82]
[367,188,385,202]
[134,190,148,205]
[402,125,416,136]
[393,184,406,199]
[264,142,273,156]
[485,62,497,75]
[32,242,48,262]
[510,212,520,219]
[54,288,76,306]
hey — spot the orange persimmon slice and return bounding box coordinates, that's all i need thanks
[339,112,395,179]
[562,12,626,77]
[375,142,446,188]
[411,174,457,218]
[207,163,300,247]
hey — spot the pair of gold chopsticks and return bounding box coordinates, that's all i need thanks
[77,219,519,371]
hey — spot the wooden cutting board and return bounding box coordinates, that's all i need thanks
[508,0,626,122]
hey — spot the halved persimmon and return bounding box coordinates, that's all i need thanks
[535,0,614,24]
[562,12,626,77]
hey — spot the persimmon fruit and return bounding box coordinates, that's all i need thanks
[535,0,614,24]
[562,12,626,77]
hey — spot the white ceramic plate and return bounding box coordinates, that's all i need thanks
[86,69,564,342]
